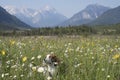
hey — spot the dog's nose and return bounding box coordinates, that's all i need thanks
[54,62,58,66]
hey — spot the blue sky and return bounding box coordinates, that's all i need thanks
[0,0,120,17]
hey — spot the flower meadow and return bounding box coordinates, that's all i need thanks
[0,36,120,80]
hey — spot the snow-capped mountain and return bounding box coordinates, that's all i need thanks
[60,4,110,26]
[4,5,67,27]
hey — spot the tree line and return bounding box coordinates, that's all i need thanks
[0,24,120,36]
[0,25,96,36]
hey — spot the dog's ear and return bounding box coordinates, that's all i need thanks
[51,55,60,64]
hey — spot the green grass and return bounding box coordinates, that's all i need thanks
[0,36,120,80]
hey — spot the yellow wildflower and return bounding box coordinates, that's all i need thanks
[10,40,15,45]
[112,54,120,59]
[1,50,6,55]
[22,56,27,62]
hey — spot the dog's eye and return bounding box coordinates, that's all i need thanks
[49,55,52,58]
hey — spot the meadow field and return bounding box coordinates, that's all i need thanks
[0,36,120,80]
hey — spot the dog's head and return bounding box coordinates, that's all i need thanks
[43,54,60,66]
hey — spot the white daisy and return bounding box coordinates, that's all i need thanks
[37,67,45,73]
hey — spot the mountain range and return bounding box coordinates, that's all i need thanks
[89,6,120,25]
[1,4,120,30]
[0,6,31,30]
[4,6,67,27]
[60,4,110,26]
